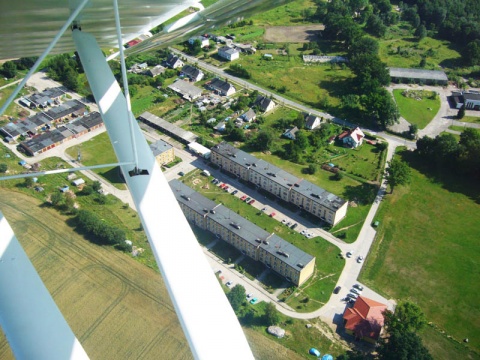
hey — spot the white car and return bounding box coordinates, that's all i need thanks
[301,229,307,235]
[226,281,234,288]
[357,256,364,263]
[281,219,287,224]
[246,293,253,299]
[306,233,313,238]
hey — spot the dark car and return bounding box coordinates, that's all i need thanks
[178,171,185,176]
[353,284,364,291]
[333,286,341,294]
[291,223,298,229]
[232,190,238,195]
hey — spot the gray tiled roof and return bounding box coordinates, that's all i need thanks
[389,67,448,81]
[292,179,347,211]
[150,139,173,157]
[169,179,314,270]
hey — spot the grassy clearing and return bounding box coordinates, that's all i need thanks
[0,86,31,118]
[448,125,466,132]
[392,89,441,129]
[460,116,480,124]
[360,150,480,359]
[251,0,317,26]
[379,30,462,69]
[65,132,126,190]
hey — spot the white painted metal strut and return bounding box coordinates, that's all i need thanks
[0,211,89,360]
[72,29,254,360]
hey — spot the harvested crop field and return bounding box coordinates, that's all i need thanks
[264,25,325,42]
[0,189,308,360]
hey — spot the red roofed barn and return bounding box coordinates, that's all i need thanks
[343,296,387,343]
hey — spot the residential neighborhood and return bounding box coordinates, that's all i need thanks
[0,0,479,359]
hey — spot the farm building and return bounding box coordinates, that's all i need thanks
[450,91,480,110]
[138,112,198,144]
[389,67,448,85]
[187,142,211,159]
[72,178,85,186]
[217,46,240,61]
[168,79,203,101]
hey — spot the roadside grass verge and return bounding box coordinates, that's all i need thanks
[448,125,465,132]
[65,132,126,190]
[360,149,480,359]
[460,116,480,124]
[392,89,441,129]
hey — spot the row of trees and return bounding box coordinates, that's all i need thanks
[0,57,38,79]
[47,53,83,92]
[416,128,480,179]
[75,209,126,246]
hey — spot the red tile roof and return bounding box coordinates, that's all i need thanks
[343,296,387,341]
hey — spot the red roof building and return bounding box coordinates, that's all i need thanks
[343,296,387,343]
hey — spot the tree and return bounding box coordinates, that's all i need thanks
[415,24,427,40]
[377,329,433,360]
[248,130,274,151]
[366,14,387,37]
[229,127,246,142]
[226,284,246,312]
[408,124,418,139]
[348,37,379,58]
[264,302,280,326]
[295,130,309,150]
[190,39,202,55]
[361,88,399,128]
[1,61,17,78]
[0,163,7,173]
[295,113,305,129]
[463,40,480,66]
[305,164,317,175]
[348,54,390,92]
[24,177,34,188]
[384,301,427,333]
[385,157,411,193]
[92,181,102,192]
[51,192,63,206]
[457,105,466,119]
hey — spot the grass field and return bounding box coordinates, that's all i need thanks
[448,125,466,132]
[392,89,441,129]
[0,188,346,360]
[360,150,480,359]
[65,132,126,190]
[460,116,480,124]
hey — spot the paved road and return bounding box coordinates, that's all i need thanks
[6,63,479,328]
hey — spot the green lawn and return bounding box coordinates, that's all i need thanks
[65,132,126,190]
[448,125,465,132]
[360,150,480,359]
[393,89,441,129]
[460,116,480,124]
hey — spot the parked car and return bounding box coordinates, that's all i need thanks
[347,293,358,299]
[211,178,218,183]
[291,223,298,229]
[351,288,361,295]
[346,251,354,258]
[178,171,185,176]
[226,281,233,288]
[357,256,364,263]
[250,297,259,305]
[245,197,251,202]
[281,219,287,224]
[261,207,267,211]
[232,190,238,195]
[333,286,341,294]
[353,284,364,291]
[246,293,253,299]
[224,185,229,191]
[240,195,247,201]
[269,212,276,217]
[248,199,255,205]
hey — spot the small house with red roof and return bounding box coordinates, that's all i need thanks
[338,127,365,148]
[343,296,387,343]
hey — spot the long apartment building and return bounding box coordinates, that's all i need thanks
[210,142,348,225]
[169,179,315,286]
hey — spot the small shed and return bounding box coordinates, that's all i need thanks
[72,178,85,186]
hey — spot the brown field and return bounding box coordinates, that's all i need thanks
[0,189,314,359]
[264,25,325,43]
